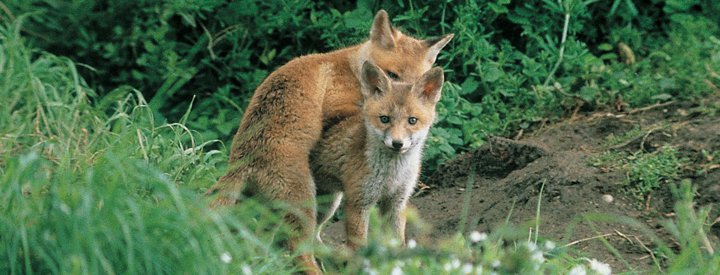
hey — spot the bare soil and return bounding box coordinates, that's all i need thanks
[320,100,720,272]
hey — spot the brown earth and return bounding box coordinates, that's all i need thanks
[320,99,720,273]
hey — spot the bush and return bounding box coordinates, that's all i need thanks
[4,0,719,173]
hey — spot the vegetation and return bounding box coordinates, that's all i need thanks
[1,0,718,274]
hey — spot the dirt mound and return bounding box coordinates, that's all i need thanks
[428,137,547,186]
[320,100,720,273]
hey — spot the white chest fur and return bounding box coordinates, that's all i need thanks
[363,141,423,202]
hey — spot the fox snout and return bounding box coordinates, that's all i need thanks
[384,136,411,153]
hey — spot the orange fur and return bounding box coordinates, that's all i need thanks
[206,10,452,274]
[312,62,444,250]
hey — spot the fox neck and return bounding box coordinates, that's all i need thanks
[362,121,425,198]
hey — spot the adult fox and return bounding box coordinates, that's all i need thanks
[206,10,452,274]
[312,61,444,251]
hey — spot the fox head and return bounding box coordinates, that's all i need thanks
[363,10,453,83]
[360,61,444,154]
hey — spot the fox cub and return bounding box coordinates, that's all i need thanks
[206,10,452,274]
[312,61,444,249]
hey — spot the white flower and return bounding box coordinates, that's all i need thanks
[469,231,487,243]
[586,258,611,275]
[391,265,403,275]
[568,265,587,275]
[461,263,473,274]
[407,239,417,249]
[241,264,252,275]
[363,259,376,275]
[220,252,232,264]
[491,259,501,268]
[526,242,538,252]
[59,203,71,214]
[443,262,453,272]
[451,258,462,269]
[544,240,556,251]
[531,251,545,264]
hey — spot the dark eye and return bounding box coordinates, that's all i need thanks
[408,117,417,125]
[386,71,400,80]
[379,116,391,124]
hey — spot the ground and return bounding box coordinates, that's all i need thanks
[319,97,720,273]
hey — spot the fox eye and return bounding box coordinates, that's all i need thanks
[379,116,391,124]
[408,117,418,125]
[386,71,400,80]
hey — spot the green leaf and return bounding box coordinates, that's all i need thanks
[460,77,480,95]
[598,43,614,51]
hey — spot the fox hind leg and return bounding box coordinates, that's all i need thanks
[259,163,322,274]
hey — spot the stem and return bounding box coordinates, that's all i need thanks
[543,12,571,87]
[534,179,546,245]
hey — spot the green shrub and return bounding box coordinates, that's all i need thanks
[4,0,720,174]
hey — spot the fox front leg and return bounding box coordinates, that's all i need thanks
[344,201,371,250]
[379,197,410,244]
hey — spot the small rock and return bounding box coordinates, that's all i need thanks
[601,194,614,203]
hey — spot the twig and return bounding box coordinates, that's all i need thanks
[543,11,571,86]
[562,233,614,247]
[0,1,15,22]
[608,132,644,150]
[614,229,634,244]
[628,101,676,114]
[704,79,720,94]
[639,126,663,152]
[634,236,663,272]
[700,227,715,255]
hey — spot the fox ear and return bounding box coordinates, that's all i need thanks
[424,33,454,64]
[370,10,396,50]
[361,61,389,98]
[415,67,444,103]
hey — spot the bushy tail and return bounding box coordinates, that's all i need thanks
[316,192,343,244]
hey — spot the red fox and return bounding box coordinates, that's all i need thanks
[206,10,452,274]
[312,61,444,249]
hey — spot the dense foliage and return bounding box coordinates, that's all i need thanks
[5,0,720,171]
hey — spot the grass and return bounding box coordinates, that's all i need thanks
[592,125,688,202]
[0,19,296,274]
[2,10,719,275]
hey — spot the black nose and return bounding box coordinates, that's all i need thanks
[392,141,403,149]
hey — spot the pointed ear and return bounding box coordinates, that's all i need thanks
[415,67,445,103]
[370,10,396,50]
[361,61,389,98]
[424,33,454,64]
